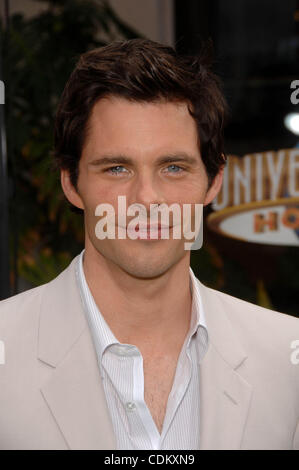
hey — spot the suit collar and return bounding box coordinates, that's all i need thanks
[194,278,253,449]
[194,276,248,370]
[38,254,117,449]
[38,255,87,368]
[38,253,247,371]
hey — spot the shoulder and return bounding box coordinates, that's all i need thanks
[0,283,47,330]
[200,282,299,374]
[205,284,299,331]
[0,254,79,332]
[198,282,299,405]
[0,283,48,373]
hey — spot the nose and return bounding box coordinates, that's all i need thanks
[129,170,165,214]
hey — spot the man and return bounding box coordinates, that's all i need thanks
[0,39,298,450]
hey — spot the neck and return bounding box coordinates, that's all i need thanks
[82,243,192,356]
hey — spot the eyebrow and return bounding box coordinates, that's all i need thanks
[88,153,199,167]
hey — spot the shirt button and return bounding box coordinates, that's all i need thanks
[110,344,126,356]
[116,346,126,355]
[117,345,137,356]
[126,401,136,412]
[125,346,138,356]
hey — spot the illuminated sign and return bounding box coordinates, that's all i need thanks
[207,148,299,245]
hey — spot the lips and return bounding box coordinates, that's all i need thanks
[134,223,172,231]
[123,222,173,240]
[118,223,172,230]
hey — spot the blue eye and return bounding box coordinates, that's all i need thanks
[107,166,127,174]
[166,164,183,173]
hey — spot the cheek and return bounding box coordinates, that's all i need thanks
[188,175,209,199]
[79,177,114,206]
[169,182,207,205]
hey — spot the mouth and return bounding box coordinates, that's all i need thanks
[135,223,172,230]
[120,223,174,240]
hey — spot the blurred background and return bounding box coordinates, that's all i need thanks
[0,0,298,317]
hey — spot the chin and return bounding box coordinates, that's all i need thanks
[121,263,170,280]
[91,238,187,279]
[114,247,186,280]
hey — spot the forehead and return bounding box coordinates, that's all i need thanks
[83,96,200,158]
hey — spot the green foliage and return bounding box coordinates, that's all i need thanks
[2,0,141,288]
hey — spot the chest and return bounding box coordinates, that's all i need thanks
[142,354,179,434]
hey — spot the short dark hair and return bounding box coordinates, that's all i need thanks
[53,38,229,213]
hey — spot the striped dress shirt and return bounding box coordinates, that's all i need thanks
[75,249,209,450]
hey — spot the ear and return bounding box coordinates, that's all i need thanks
[203,164,225,206]
[60,169,84,210]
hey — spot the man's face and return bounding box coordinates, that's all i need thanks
[61,96,223,279]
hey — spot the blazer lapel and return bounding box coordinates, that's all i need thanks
[196,280,253,450]
[37,255,117,450]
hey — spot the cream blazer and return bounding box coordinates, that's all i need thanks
[0,254,298,450]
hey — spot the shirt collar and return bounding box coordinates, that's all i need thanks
[188,266,209,362]
[75,250,118,361]
[76,249,209,363]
